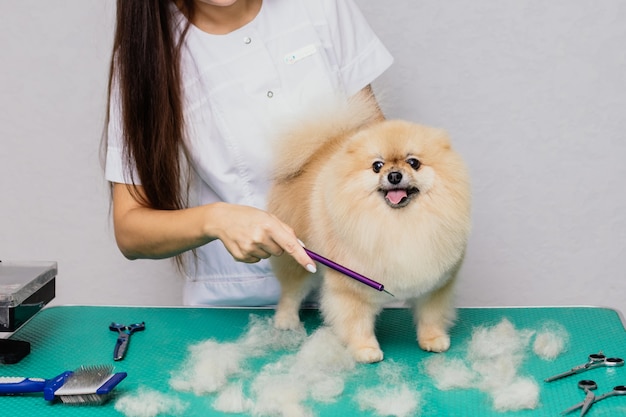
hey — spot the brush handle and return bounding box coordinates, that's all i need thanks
[0,377,47,394]
[0,372,72,397]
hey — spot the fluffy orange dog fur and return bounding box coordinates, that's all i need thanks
[268,92,471,363]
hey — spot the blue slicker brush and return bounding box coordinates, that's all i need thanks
[0,365,127,404]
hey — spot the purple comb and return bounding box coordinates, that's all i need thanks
[304,248,394,297]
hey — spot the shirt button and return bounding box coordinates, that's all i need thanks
[266,91,274,98]
[243,37,252,44]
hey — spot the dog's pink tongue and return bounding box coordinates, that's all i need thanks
[386,189,407,205]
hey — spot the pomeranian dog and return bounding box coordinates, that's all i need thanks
[267,91,471,363]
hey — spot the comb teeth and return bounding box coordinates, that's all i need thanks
[56,365,114,393]
[58,392,112,405]
[53,365,119,404]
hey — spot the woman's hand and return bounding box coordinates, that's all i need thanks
[207,203,316,272]
[112,183,315,272]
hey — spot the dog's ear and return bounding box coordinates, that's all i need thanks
[410,124,452,151]
[425,126,452,150]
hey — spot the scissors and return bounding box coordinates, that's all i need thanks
[561,380,626,416]
[545,353,624,382]
[109,322,145,361]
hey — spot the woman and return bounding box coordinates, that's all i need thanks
[104,0,393,306]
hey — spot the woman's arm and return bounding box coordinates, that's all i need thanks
[112,183,315,271]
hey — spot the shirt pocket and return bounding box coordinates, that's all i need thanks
[266,23,342,101]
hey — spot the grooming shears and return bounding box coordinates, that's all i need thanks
[561,380,626,416]
[109,322,145,361]
[545,353,624,382]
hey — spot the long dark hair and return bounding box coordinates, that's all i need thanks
[104,0,195,210]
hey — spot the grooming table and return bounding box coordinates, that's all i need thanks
[1,306,625,416]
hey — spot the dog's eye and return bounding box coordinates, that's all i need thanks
[372,161,384,173]
[406,158,421,170]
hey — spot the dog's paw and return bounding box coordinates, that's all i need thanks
[418,333,450,353]
[352,346,384,363]
[273,311,302,330]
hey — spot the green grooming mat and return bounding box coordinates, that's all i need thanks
[1,306,625,416]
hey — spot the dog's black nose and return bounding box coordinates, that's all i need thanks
[388,171,402,184]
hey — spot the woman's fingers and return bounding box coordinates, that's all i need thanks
[269,224,316,273]
[214,204,315,272]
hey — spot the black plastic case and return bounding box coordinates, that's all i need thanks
[0,260,56,332]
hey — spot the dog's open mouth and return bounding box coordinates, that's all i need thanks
[382,187,419,208]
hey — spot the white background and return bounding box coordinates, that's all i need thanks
[1,1,624,312]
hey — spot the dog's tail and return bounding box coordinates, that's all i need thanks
[271,89,382,182]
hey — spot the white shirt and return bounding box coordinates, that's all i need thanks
[105,0,393,306]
